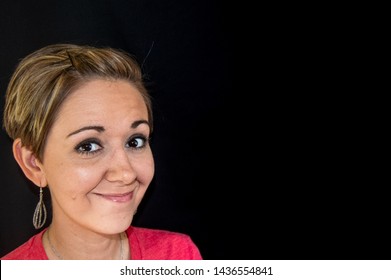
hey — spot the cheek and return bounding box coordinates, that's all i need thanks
[136,157,155,185]
[44,160,101,194]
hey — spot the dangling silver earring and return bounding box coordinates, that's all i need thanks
[33,187,47,229]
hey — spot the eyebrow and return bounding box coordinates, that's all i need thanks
[131,120,150,129]
[66,120,150,138]
[66,126,104,138]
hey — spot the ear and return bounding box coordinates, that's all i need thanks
[12,138,48,187]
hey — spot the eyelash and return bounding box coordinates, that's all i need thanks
[75,135,149,156]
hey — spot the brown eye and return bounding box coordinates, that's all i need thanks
[126,136,147,149]
[75,140,102,154]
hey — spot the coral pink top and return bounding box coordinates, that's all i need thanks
[1,226,202,260]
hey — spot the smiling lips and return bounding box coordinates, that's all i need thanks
[99,191,133,202]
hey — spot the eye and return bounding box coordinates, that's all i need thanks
[126,135,148,149]
[75,139,102,155]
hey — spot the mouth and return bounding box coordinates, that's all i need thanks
[97,191,133,202]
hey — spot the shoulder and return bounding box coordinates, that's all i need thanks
[1,229,48,260]
[127,226,202,260]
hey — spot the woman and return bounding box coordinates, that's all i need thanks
[1,43,202,260]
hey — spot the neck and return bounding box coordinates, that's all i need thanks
[45,227,127,260]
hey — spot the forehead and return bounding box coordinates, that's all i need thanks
[67,79,141,99]
[61,79,145,109]
[53,79,148,128]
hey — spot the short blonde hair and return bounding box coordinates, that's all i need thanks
[3,43,153,161]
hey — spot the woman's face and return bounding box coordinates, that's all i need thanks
[40,79,154,234]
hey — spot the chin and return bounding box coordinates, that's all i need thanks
[99,215,134,234]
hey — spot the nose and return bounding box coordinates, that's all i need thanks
[104,148,136,184]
